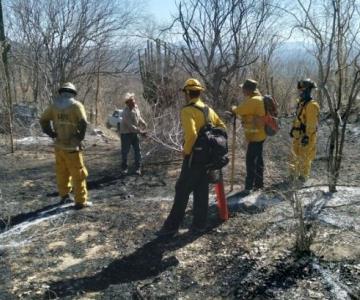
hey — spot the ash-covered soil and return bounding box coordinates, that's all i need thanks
[0,121,359,299]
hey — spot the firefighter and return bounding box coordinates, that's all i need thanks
[156,78,226,236]
[231,79,266,195]
[119,92,147,175]
[40,82,90,209]
[289,79,320,182]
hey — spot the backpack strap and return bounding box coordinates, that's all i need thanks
[296,99,312,122]
[186,103,211,125]
[291,99,311,135]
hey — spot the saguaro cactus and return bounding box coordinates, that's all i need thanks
[139,39,177,110]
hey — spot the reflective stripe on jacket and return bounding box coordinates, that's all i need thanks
[181,98,226,155]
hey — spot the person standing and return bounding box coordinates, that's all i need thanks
[231,79,266,195]
[40,82,90,209]
[157,78,226,236]
[289,79,320,182]
[120,93,147,175]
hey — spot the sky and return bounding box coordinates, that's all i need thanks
[147,0,177,22]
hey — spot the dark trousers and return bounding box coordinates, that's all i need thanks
[163,158,209,230]
[245,140,264,190]
[121,133,141,169]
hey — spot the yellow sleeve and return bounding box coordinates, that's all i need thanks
[305,102,320,136]
[77,103,88,122]
[233,100,265,117]
[39,106,53,129]
[181,108,198,155]
[232,101,251,116]
[210,109,226,130]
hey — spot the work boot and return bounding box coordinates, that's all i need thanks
[59,194,73,204]
[155,226,178,237]
[188,225,207,235]
[298,175,307,183]
[237,189,251,197]
[288,174,297,183]
[253,185,263,192]
[74,201,93,210]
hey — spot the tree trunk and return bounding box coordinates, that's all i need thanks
[328,118,340,193]
[0,0,14,153]
[95,64,100,126]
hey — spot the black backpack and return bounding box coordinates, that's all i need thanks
[188,104,229,170]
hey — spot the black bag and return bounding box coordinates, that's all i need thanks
[188,105,229,170]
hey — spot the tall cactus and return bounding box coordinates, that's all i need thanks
[139,39,177,110]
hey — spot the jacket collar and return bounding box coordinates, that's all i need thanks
[187,97,202,106]
[245,90,262,101]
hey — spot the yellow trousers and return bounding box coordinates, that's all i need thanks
[289,135,317,178]
[55,149,88,205]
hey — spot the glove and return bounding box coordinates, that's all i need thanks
[42,123,57,138]
[76,119,87,141]
[49,131,57,138]
[301,135,309,146]
[289,128,294,138]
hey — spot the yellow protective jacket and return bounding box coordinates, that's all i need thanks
[232,91,266,142]
[40,93,88,151]
[291,99,320,139]
[181,98,226,155]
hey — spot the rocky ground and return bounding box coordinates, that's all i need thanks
[0,121,359,300]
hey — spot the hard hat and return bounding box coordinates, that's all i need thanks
[182,78,205,92]
[240,79,258,92]
[59,82,77,95]
[297,79,317,90]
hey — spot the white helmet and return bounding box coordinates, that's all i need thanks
[59,82,77,95]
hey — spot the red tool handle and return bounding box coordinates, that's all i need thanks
[215,181,229,221]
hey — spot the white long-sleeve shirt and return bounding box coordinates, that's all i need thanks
[120,105,146,134]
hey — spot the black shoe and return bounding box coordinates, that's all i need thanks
[134,168,142,176]
[189,226,207,235]
[298,176,307,183]
[121,168,128,175]
[60,194,73,204]
[74,201,93,210]
[237,189,251,197]
[253,185,263,191]
[155,227,178,237]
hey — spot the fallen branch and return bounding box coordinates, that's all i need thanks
[146,134,182,153]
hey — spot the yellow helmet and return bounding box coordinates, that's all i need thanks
[59,82,77,95]
[182,78,205,92]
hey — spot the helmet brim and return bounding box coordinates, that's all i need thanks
[59,88,77,95]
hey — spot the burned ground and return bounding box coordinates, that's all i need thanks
[0,121,359,299]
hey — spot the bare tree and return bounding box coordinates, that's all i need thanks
[175,0,278,107]
[7,0,142,107]
[0,0,14,152]
[292,0,360,192]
